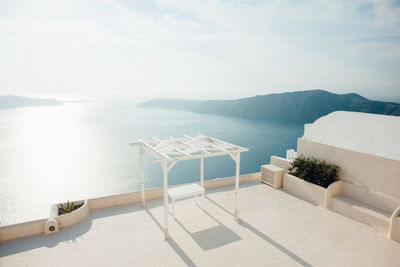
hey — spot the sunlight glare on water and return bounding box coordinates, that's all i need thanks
[0,101,303,225]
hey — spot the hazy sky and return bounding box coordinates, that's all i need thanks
[0,0,399,100]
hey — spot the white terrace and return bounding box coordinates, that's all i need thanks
[1,182,399,267]
[1,123,400,266]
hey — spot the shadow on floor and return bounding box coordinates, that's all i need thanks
[1,182,307,267]
[191,225,240,250]
[144,208,196,267]
[174,209,241,250]
[206,196,313,267]
[0,201,153,257]
[0,218,92,257]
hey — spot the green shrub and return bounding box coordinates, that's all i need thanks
[58,200,75,215]
[288,155,340,188]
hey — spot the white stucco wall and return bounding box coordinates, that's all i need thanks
[303,111,400,161]
[299,111,400,199]
[298,138,400,199]
[283,173,326,206]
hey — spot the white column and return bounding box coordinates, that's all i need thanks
[140,146,145,207]
[200,157,205,209]
[200,157,204,188]
[234,152,240,223]
[162,161,169,239]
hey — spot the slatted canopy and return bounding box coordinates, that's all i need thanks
[131,134,249,239]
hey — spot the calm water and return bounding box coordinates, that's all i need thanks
[0,100,304,225]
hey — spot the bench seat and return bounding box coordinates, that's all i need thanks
[331,195,391,232]
[326,180,400,241]
[168,183,205,215]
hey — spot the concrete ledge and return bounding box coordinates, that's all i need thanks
[0,172,260,242]
[282,173,326,206]
[0,219,47,242]
[204,172,260,189]
[89,172,260,210]
[270,156,291,170]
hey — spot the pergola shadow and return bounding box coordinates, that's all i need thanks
[205,196,313,267]
[144,207,196,267]
[174,209,241,251]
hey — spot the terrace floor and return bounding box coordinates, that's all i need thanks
[1,182,399,267]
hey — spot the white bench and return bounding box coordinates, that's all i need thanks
[168,183,205,215]
[326,180,400,241]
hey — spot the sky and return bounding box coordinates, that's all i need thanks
[0,0,399,101]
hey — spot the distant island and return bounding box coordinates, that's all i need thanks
[0,95,62,110]
[140,90,400,122]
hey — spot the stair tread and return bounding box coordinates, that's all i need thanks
[332,195,391,221]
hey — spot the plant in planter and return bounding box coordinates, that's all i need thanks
[58,200,83,215]
[288,155,340,188]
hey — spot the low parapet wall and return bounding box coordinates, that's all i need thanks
[0,172,260,242]
[0,219,47,242]
[88,172,260,210]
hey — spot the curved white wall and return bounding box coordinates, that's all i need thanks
[303,111,400,161]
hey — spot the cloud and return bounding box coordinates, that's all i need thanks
[0,32,15,41]
[0,0,399,99]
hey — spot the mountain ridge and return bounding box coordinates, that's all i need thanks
[0,95,62,110]
[140,90,400,122]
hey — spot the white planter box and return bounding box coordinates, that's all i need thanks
[283,173,326,206]
[54,200,90,229]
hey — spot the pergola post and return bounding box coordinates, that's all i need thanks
[162,161,169,239]
[140,146,145,207]
[200,157,204,187]
[234,152,240,223]
[200,157,205,208]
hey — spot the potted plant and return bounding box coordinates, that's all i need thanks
[50,199,90,229]
[289,156,340,188]
[282,156,340,205]
[58,200,83,215]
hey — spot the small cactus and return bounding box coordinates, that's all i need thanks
[58,200,75,215]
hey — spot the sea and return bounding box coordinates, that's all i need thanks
[0,99,304,225]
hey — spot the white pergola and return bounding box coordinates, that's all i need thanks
[131,134,249,239]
